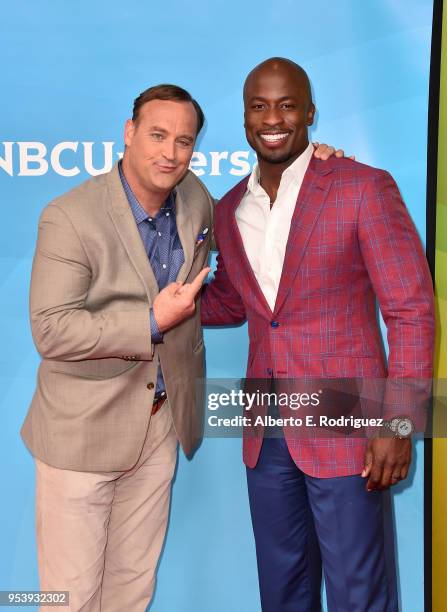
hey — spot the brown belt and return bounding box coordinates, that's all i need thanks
[151,396,166,416]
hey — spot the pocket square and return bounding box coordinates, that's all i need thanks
[195,227,209,246]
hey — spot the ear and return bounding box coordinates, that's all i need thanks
[307,103,316,127]
[124,119,135,147]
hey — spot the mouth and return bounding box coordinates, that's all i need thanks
[259,132,291,147]
[155,163,178,173]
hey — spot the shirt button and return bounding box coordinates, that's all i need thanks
[147,382,154,390]
[271,321,280,328]
[162,264,167,269]
[166,212,170,217]
[158,232,162,237]
[149,218,153,222]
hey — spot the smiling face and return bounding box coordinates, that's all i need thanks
[122,98,197,202]
[243,59,315,167]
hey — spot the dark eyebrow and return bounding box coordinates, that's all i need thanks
[147,125,168,133]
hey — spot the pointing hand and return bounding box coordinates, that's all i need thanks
[153,267,211,332]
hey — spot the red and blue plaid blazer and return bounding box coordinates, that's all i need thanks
[201,157,434,477]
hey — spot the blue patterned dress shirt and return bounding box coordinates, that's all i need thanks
[119,162,185,397]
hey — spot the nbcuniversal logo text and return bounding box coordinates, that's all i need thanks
[0,142,256,177]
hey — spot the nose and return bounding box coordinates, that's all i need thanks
[161,138,176,161]
[262,106,284,127]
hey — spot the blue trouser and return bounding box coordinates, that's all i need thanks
[246,437,398,612]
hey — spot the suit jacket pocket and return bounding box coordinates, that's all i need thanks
[50,357,140,380]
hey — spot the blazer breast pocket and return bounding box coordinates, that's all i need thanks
[194,234,210,256]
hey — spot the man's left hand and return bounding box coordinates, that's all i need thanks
[312,142,355,160]
[362,437,412,491]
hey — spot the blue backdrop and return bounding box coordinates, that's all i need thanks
[0,1,433,610]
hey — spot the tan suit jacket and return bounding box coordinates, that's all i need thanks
[21,163,213,471]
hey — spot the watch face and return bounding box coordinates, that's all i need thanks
[396,418,414,437]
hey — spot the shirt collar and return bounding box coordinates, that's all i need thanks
[118,161,175,225]
[247,142,314,195]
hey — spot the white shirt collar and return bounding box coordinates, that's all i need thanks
[247,142,314,195]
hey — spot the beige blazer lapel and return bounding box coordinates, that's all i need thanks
[175,189,195,283]
[105,164,159,302]
[174,176,200,284]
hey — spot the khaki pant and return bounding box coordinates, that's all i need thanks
[35,402,178,612]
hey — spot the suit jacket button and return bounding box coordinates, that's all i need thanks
[147,382,154,390]
[271,321,280,328]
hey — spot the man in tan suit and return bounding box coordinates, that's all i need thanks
[21,84,213,611]
[22,81,340,611]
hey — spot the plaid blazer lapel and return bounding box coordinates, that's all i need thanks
[273,158,333,317]
[228,178,273,318]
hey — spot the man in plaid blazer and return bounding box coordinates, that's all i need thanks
[201,58,435,611]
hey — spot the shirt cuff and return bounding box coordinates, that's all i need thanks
[150,308,164,344]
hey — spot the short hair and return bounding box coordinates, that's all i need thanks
[132,84,205,134]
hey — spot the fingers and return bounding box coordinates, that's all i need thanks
[362,444,373,478]
[362,464,372,478]
[398,449,412,482]
[312,143,335,160]
[379,465,395,490]
[399,463,410,481]
[364,438,412,491]
[168,282,182,294]
[311,141,355,160]
[366,460,384,491]
[187,266,211,296]
[366,458,410,491]
[312,143,348,160]
[367,453,402,491]
[154,282,181,303]
[152,270,210,333]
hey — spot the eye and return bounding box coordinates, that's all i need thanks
[150,132,164,141]
[251,103,265,111]
[280,102,295,110]
[177,139,193,148]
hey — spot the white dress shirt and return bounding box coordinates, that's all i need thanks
[235,142,313,311]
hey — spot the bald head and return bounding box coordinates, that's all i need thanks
[243,57,312,107]
[243,57,315,168]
